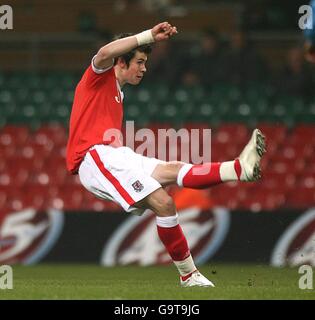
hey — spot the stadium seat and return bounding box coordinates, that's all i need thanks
[215,123,249,145]
[210,140,240,161]
[302,160,315,176]
[20,142,54,160]
[0,144,16,159]
[269,155,305,174]
[194,103,219,123]
[291,124,315,141]
[0,158,6,172]
[0,187,8,210]
[256,123,287,145]
[84,194,120,212]
[20,188,46,209]
[5,190,25,212]
[0,90,14,104]
[55,185,85,210]
[7,156,44,173]
[281,143,313,161]
[210,182,255,209]
[286,188,315,209]
[34,124,68,145]
[0,125,30,146]
[29,164,67,186]
[260,171,296,191]
[0,167,29,187]
[240,189,286,211]
[297,173,315,189]
[63,174,82,187]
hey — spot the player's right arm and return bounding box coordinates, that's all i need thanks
[93,22,178,70]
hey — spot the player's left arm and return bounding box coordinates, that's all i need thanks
[93,22,178,70]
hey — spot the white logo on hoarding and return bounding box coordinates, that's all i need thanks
[100,207,230,266]
[0,209,64,264]
[271,208,315,267]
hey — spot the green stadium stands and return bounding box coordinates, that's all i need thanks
[1,72,314,127]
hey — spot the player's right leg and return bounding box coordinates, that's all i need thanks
[151,128,266,188]
[135,188,215,288]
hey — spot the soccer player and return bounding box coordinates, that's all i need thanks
[304,0,315,63]
[66,22,266,287]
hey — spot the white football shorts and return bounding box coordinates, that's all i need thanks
[78,144,165,215]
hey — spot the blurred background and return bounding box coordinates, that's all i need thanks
[0,0,314,267]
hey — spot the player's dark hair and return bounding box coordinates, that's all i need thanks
[112,33,152,67]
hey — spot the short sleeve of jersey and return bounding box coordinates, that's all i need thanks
[83,55,114,88]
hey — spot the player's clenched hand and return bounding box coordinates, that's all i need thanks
[151,22,178,42]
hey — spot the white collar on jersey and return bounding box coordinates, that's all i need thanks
[116,80,124,101]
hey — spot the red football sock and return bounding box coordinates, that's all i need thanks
[156,217,190,261]
[156,215,197,277]
[157,224,190,261]
[178,160,241,189]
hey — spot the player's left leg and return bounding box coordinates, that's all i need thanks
[135,188,215,287]
[152,128,266,188]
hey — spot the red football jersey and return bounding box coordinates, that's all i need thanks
[66,61,124,174]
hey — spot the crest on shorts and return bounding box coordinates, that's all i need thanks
[132,180,144,192]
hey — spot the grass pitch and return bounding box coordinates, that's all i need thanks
[0,263,314,300]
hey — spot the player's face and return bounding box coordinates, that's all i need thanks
[126,51,148,85]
